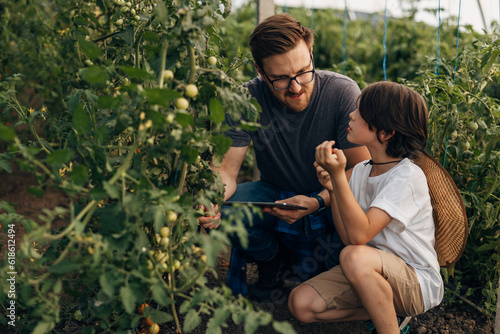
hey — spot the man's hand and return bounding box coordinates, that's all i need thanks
[261,195,318,224]
[197,203,221,230]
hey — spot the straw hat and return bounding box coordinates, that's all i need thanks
[412,151,468,267]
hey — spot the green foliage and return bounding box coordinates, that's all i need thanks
[0,0,295,333]
[219,4,483,84]
[406,35,500,316]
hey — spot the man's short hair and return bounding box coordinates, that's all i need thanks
[249,13,315,69]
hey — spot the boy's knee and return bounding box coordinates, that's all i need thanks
[339,245,372,280]
[288,285,322,323]
[339,245,362,264]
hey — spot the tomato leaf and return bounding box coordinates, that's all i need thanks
[99,272,115,297]
[27,186,44,198]
[46,149,73,168]
[80,66,109,83]
[151,283,173,306]
[180,146,199,164]
[272,321,297,334]
[183,309,202,332]
[72,104,92,134]
[144,88,181,106]
[120,286,136,314]
[103,181,120,199]
[144,308,173,324]
[97,95,120,109]
[0,159,12,173]
[153,207,165,233]
[208,308,230,329]
[117,66,155,80]
[142,31,159,42]
[77,36,103,59]
[209,98,224,123]
[176,112,194,127]
[32,321,54,334]
[0,123,15,141]
[69,165,88,185]
[212,135,232,154]
[49,261,81,274]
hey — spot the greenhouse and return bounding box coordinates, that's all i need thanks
[0,0,499,333]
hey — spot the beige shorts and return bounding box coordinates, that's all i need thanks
[304,248,424,317]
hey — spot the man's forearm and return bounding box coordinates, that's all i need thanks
[212,165,237,201]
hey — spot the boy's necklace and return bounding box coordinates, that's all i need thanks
[364,159,403,166]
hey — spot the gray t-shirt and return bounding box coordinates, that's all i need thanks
[225,70,361,194]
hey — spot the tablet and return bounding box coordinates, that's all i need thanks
[222,201,308,210]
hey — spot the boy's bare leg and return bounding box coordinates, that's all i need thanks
[288,245,400,334]
[288,284,370,323]
[340,245,399,334]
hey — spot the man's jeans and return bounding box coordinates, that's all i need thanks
[222,180,344,289]
[223,180,283,262]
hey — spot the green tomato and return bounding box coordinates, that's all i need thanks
[477,119,487,129]
[166,113,175,124]
[160,226,170,238]
[185,84,198,98]
[449,130,458,141]
[163,70,174,80]
[160,237,170,247]
[175,98,189,110]
[207,56,217,65]
[167,211,178,222]
[460,141,471,150]
[468,121,479,132]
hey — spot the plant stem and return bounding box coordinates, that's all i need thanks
[158,38,168,88]
[176,162,188,193]
[167,272,182,333]
[445,283,487,316]
[187,43,196,84]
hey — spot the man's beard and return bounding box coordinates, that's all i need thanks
[275,89,310,113]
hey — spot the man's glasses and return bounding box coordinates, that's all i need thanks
[261,55,315,91]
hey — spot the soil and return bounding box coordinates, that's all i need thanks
[0,161,495,334]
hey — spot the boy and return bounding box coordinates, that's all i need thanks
[288,82,443,334]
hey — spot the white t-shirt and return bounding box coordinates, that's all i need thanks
[349,158,444,312]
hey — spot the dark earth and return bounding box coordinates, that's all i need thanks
[0,162,495,333]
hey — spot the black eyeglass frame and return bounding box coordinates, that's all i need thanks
[261,54,316,91]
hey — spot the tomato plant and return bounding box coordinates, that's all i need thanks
[0,0,293,333]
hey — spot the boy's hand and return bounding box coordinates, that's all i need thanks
[314,162,334,192]
[315,141,347,176]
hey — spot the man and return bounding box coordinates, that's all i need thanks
[199,13,370,301]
